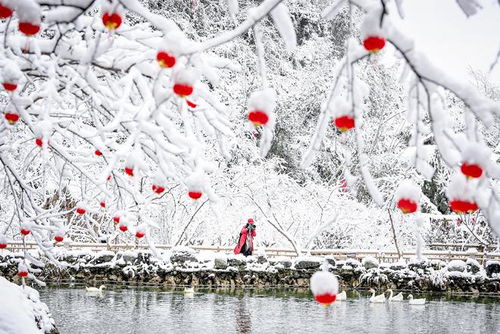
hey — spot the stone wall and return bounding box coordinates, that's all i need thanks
[1,248,499,294]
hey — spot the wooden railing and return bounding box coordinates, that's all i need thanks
[4,241,499,264]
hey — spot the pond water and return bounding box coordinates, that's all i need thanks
[40,287,499,334]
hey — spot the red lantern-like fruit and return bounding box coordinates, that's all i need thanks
[124,167,134,176]
[314,293,337,305]
[334,115,355,132]
[20,228,30,236]
[113,216,120,224]
[18,270,29,277]
[450,200,479,214]
[248,110,269,127]
[310,271,339,307]
[5,112,19,125]
[156,51,176,68]
[135,231,145,238]
[152,184,165,194]
[95,150,102,156]
[3,83,17,91]
[119,224,128,232]
[76,207,86,215]
[100,201,106,208]
[397,198,418,214]
[35,138,43,147]
[363,36,386,53]
[19,22,41,36]
[102,12,122,31]
[188,191,203,200]
[187,100,197,108]
[54,235,64,243]
[0,4,13,19]
[460,163,483,179]
[173,83,193,97]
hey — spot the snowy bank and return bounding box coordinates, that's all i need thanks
[0,248,499,294]
[0,277,58,334]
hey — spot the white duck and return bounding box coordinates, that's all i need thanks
[337,291,347,301]
[86,285,106,293]
[387,289,404,302]
[184,287,194,295]
[408,294,426,305]
[369,288,386,303]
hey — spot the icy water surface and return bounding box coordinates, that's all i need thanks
[40,287,499,334]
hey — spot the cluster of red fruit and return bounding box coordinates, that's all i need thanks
[111,216,145,238]
[17,225,65,243]
[327,36,387,133]
[446,161,483,214]
[0,3,41,36]
[396,161,483,215]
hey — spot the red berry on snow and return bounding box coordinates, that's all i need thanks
[54,235,64,243]
[460,163,483,179]
[95,150,103,156]
[449,200,479,214]
[76,207,86,215]
[363,36,386,53]
[188,191,202,200]
[20,229,30,236]
[107,175,112,181]
[100,201,106,208]
[0,4,13,19]
[334,115,355,132]
[35,138,43,147]
[248,110,269,127]
[18,270,29,277]
[0,243,6,249]
[173,83,194,97]
[314,293,337,306]
[113,216,120,224]
[5,112,19,125]
[2,83,17,91]
[156,51,176,68]
[397,198,418,214]
[135,232,145,238]
[186,100,197,108]
[248,218,254,224]
[102,12,122,31]
[124,167,134,176]
[152,184,165,194]
[19,22,41,36]
[119,224,128,232]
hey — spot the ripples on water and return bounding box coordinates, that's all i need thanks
[40,288,499,334]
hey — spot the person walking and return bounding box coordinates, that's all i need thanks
[234,218,256,256]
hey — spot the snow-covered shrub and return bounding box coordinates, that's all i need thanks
[361,256,379,269]
[447,260,466,273]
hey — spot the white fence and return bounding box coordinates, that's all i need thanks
[5,242,500,264]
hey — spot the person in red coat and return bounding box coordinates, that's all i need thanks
[234,218,256,256]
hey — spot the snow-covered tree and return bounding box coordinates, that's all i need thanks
[1,0,500,285]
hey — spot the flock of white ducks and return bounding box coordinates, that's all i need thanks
[83,285,426,305]
[369,288,426,305]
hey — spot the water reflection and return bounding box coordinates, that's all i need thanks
[39,287,500,334]
[235,297,252,333]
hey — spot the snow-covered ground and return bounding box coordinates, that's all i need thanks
[0,277,57,334]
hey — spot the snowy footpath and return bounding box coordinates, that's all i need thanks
[1,247,499,294]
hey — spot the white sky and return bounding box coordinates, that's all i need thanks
[390,0,500,82]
